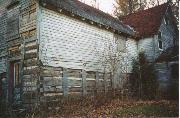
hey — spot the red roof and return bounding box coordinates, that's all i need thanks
[121,3,168,39]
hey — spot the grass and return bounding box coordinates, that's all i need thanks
[0,95,179,117]
[114,101,179,117]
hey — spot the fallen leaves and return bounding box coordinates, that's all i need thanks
[22,95,179,118]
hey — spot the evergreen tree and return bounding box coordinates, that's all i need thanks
[130,52,158,100]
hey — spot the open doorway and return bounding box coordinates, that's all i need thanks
[9,61,21,104]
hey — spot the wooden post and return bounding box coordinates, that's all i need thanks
[112,73,116,90]
[104,73,107,94]
[82,70,87,96]
[62,68,68,96]
[6,61,10,103]
[19,61,24,104]
[96,72,99,93]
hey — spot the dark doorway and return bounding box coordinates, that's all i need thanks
[9,61,21,104]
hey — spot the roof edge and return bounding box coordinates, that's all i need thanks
[38,0,137,38]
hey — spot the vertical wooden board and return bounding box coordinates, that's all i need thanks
[82,70,87,95]
[62,68,68,96]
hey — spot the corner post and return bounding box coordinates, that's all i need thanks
[62,68,68,96]
[82,70,87,96]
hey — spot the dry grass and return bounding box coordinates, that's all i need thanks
[23,93,178,118]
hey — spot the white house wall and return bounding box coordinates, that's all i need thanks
[126,38,138,72]
[159,16,175,50]
[138,37,156,61]
[39,8,127,72]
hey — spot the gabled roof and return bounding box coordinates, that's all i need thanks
[39,0,135,36]
[121,3,169,38]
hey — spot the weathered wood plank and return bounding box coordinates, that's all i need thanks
[42,69,62,77]
[86,79,96,87]
[86,71,96,79]
[68,78,82,87]
[43,86,63,93]
[24,58,38,67]
[23,86,37,92]
[67,69,81,78]
[25,44,38,51]
[69,87,82,92]
[24,52,37,59]
[43,76,62,86]
[23,67,39,75]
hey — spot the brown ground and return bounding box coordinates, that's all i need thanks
[26,95,178,118]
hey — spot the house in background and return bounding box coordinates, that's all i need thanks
[121,3,179,96]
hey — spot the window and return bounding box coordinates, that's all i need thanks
[164,17,169,25]
[158,40,163,50]
[158,31,161,39]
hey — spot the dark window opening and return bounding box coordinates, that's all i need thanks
[158,31,161,39]
[158,40,163,50]
[164,17,169,25]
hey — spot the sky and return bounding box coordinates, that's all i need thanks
[79,0,169,15]
[79,0,115,15]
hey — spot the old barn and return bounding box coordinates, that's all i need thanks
[0,0,138,107]
[0,0,178,109]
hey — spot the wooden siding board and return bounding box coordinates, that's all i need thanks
[126,38,138,72]
[39,8,127,72]
[138,37,155,61]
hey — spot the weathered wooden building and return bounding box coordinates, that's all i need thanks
[0,0,178,107]
[121,3,179,94]
[0,0,137,107]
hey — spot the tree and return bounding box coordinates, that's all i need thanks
[95,36,129,97]
[130,52,158,100]
[171,0,179,27]
[114,0,131,17]
[114,0,147,17]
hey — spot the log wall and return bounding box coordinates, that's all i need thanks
[19,0,39,106]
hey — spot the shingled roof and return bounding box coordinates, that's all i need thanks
[121,3,169,38]
[39,0,135,36]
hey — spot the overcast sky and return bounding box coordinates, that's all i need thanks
[79,0,169,15]
[79,0,115,15]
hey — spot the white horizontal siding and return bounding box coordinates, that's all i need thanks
[126,38,138,72]
[39,8,128,72]
[138,37,155,61]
